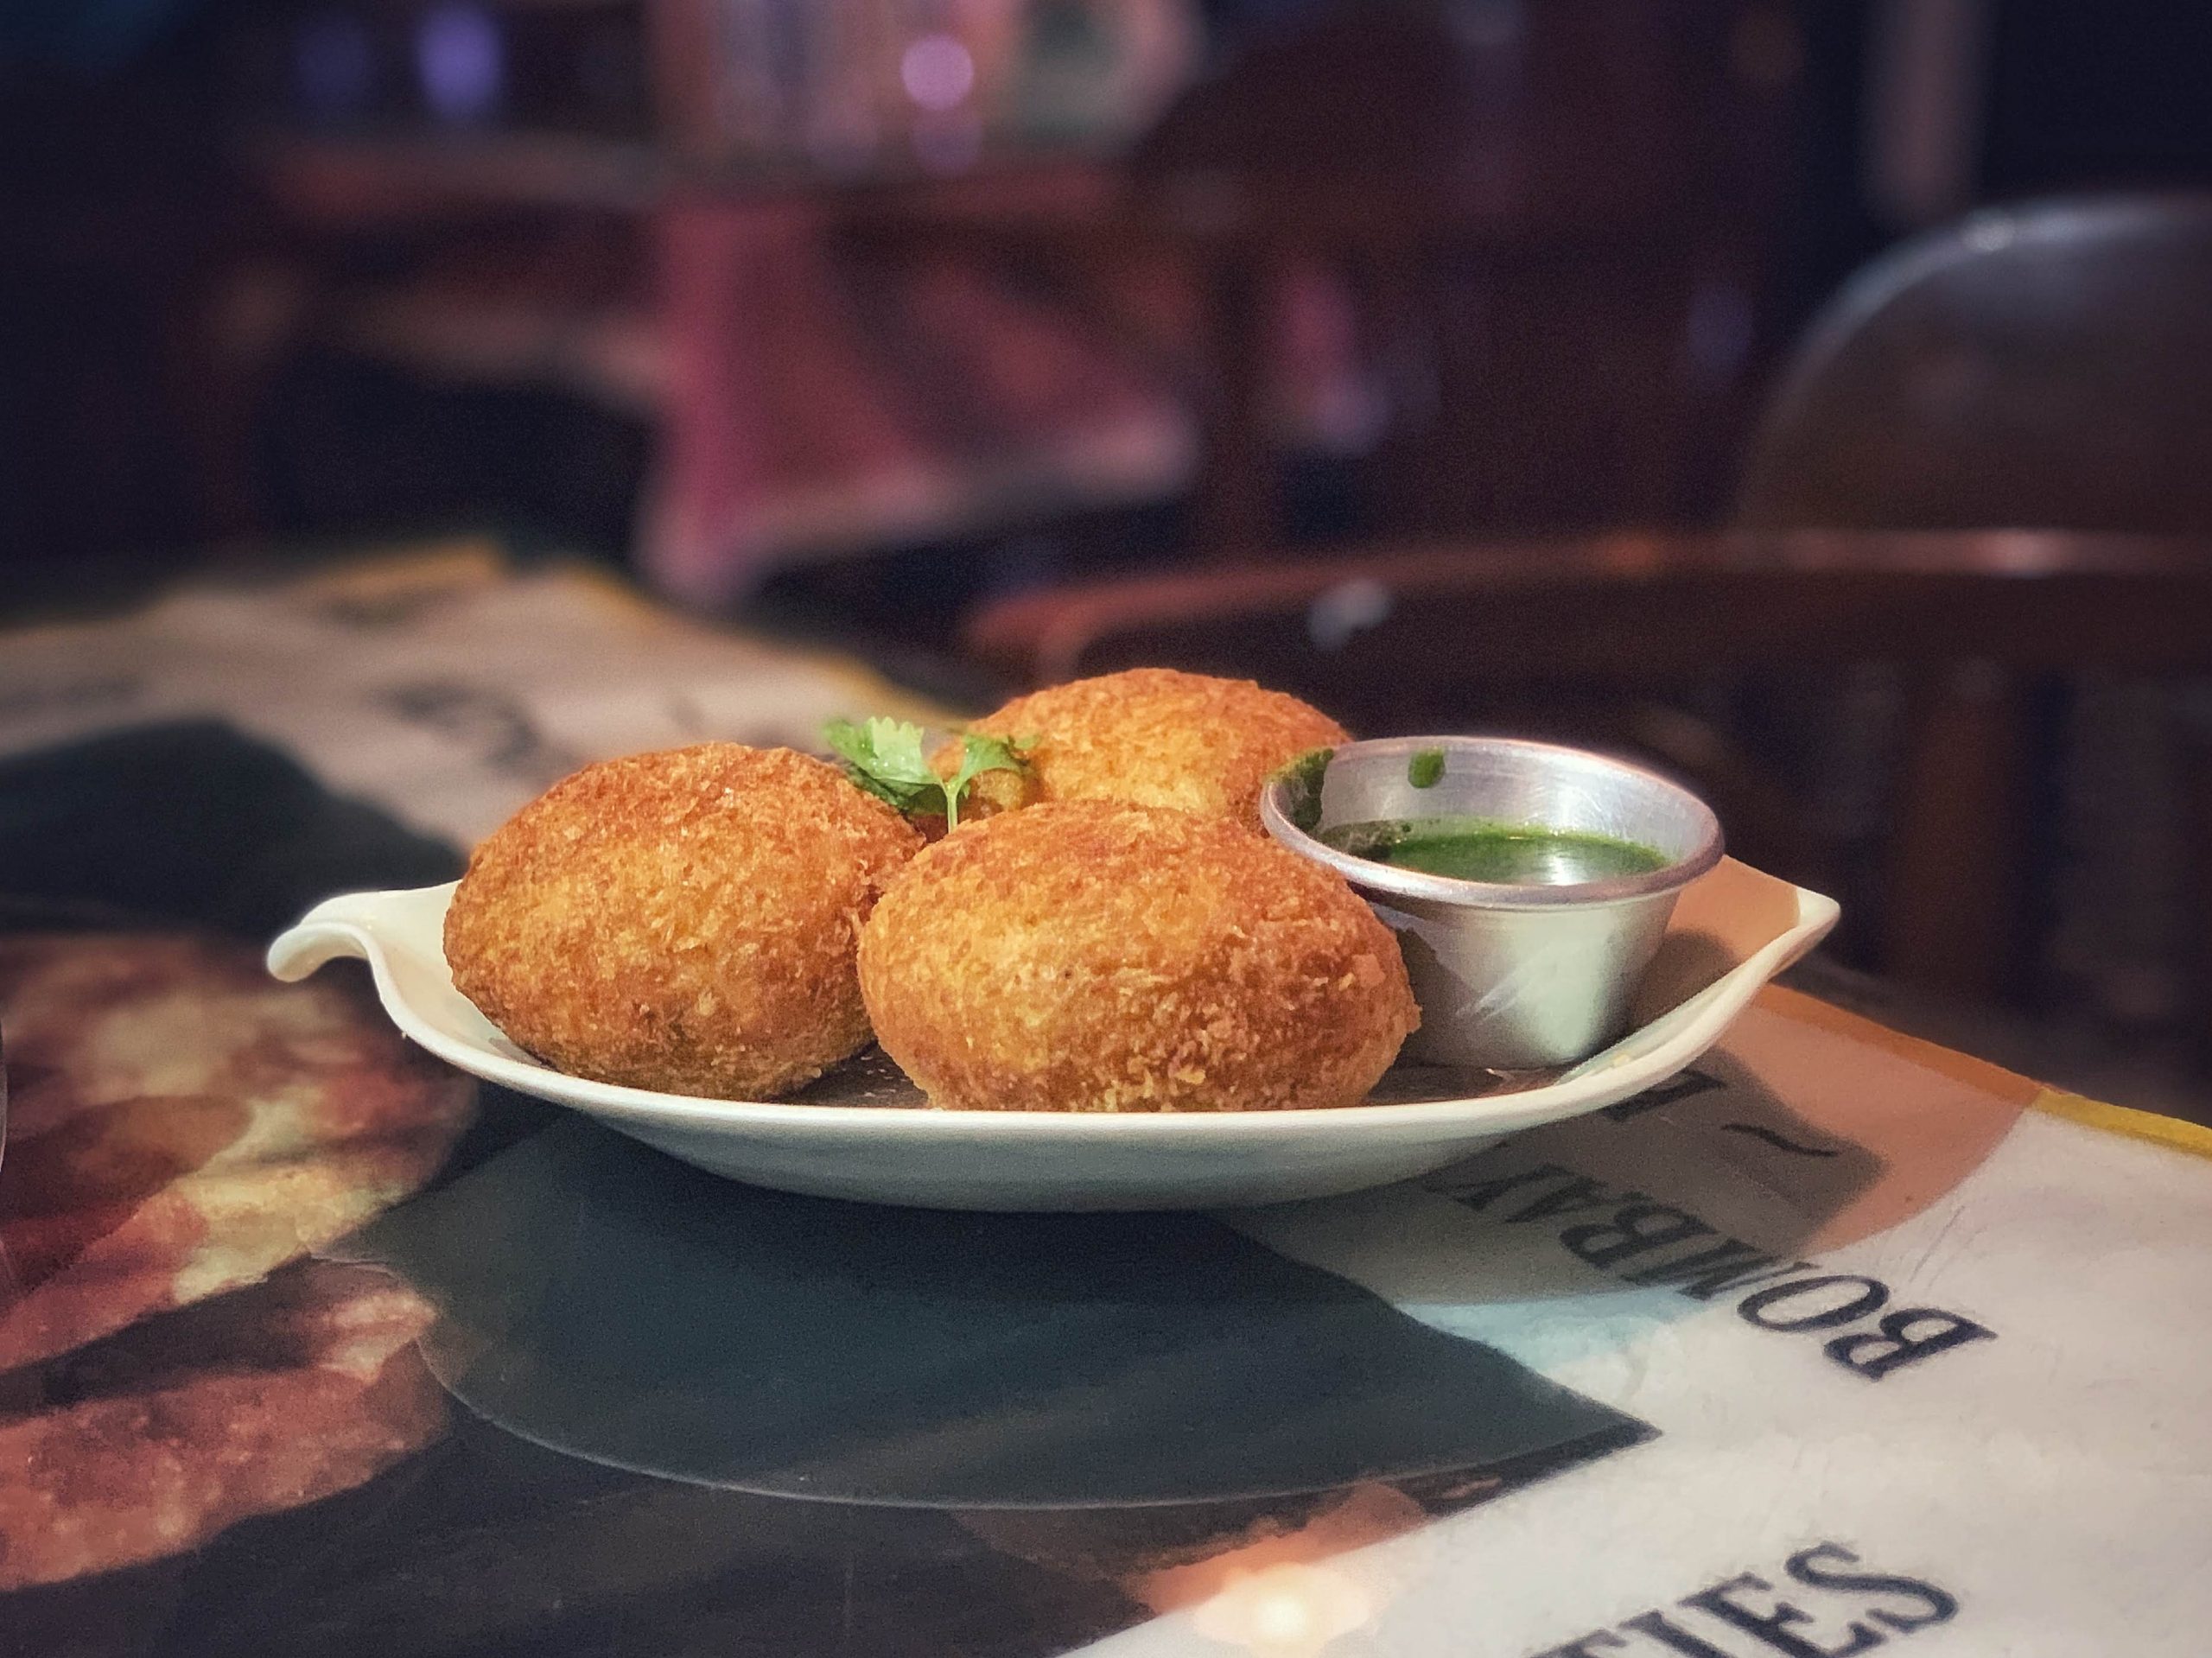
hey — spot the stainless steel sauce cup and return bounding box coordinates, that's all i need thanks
[1261,735,1724,1069]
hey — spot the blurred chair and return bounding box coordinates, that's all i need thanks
[963,530,2212,1001]
[959,196,2212,1017]
[1735,193,2212,1045]
[856,0,1804,556]
[1738,194,2212,534]
[1136,0,1802,551]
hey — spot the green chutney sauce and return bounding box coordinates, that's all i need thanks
[1319,816,1670,885]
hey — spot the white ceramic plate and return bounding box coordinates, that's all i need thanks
[267,861,1835,1211]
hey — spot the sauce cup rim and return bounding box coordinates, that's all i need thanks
[1260,734,1726,912]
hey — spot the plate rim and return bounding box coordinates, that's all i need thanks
[267,874,1840,1140]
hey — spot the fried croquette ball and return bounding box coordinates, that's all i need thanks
[444,744,919,1099]
[858,801,1417,1112]
[947,668,1349,828]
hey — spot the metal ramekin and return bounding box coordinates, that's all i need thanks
[1262,735,1724,1069]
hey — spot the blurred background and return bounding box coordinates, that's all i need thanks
[5,0,2212,1106]
[11,1,2210,609]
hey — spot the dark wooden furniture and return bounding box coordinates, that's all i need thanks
[209,0,1815,587]
[787,0,1813,554]
[1129,0,1805,551]
[211,2,1135,554]
[1738,194,2212,535]
[963,529,2212,1002]
[1733,192,2212,1050]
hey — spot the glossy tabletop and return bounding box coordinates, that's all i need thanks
[3,549,2210,1658]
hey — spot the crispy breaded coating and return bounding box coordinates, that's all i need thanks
[950,667,1349,828]
[445,745,919,1099]
[859,801,1417,1112]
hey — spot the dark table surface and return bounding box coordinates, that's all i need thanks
[0,719,1654,1655]
[4,554,2210,1658]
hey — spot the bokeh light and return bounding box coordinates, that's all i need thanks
[900,32,976,112]
[416,4,504,124]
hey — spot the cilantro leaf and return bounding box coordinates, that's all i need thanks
[938,730,1033,831]
[824,718,1033,830]
[824,716,937,810]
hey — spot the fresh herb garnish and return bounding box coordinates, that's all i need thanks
[824,717,1033,832]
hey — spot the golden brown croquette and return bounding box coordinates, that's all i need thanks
[444,744,919,1099]
[858,800,1417,1111]
[948,668,1349,829]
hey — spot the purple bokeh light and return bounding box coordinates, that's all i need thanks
[900,32,976,112]
[416,4,505,124]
